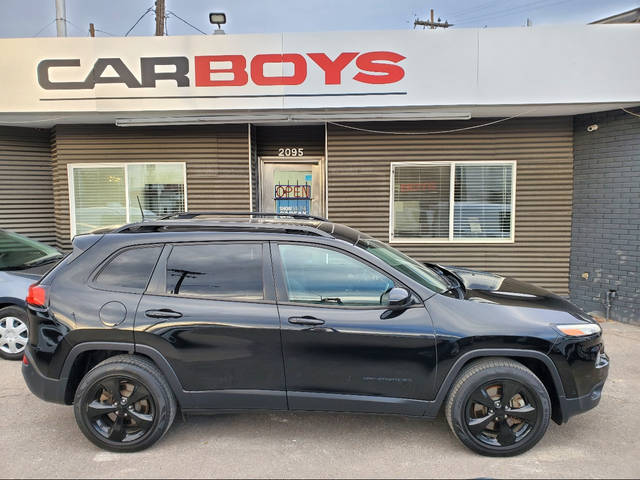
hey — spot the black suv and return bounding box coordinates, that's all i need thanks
[22,212,608,456]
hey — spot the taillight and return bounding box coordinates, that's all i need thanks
[22,354,29,366]
[26,284,47,307]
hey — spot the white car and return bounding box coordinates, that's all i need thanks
[0,230,62,360]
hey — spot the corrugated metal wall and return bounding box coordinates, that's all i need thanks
[51,124,250,250]
[0,126,55,244]
[250,124,259,210]
[327,117,574,295]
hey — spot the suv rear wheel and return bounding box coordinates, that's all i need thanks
[73,355,177,452]
[0,306,29,361]
[445,358,551,456]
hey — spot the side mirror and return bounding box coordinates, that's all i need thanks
[385,287,412,309]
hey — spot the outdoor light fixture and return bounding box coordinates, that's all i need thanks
[209,13,226,26]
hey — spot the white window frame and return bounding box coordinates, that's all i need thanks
[68,162,188,238]
[389,160,516,244]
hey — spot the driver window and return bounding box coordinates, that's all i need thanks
[278,244,395,306]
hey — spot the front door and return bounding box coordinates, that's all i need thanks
[271,242,438,415]
[260,158,324,217]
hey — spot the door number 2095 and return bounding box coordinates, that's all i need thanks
[278,147,304,157]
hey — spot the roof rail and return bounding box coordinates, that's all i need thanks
[160,211,328,222]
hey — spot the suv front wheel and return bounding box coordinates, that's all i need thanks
[73,355,177,452]
[445,358,551,456]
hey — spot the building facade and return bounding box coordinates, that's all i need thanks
[0,26,638,322]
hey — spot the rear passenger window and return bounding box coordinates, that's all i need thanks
[166,243,263,300]
[95,246,162,291]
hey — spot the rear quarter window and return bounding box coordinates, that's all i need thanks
[94,246,162,292]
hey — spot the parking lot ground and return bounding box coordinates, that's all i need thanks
[1,321,639,479]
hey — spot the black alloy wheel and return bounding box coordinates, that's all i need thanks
[74,355,176,452]
[465,379,541,448]
[85,376,156,443]
[445,358,551,456]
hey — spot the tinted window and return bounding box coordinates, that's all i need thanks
[95,246,162,291]
[278,244,395,306]
[166,244,263,300]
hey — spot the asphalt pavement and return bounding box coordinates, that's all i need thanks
[1,321,639,479]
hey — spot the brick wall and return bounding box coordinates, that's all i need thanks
[570,109,640,323]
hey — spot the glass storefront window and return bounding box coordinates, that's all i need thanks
[391,161,515,242]
[69,163,186,236]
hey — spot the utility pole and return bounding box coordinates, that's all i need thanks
[414,8,452,29]
[55,0,67,36]
[89,23,95,37]
[155,0,165,36]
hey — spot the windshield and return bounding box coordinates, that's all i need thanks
[356,238,449,293]
[0,230,61,271]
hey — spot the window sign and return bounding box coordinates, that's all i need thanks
[274,170,312,215]
[390,161,515,243]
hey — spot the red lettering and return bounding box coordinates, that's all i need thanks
[307,52,358,85]
[250,54,307,86]
[353,51,405,85]
[194,55,248,86]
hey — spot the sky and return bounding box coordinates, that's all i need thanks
[0,0,637,38]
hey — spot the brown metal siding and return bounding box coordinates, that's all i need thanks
[250,124,259,210]
[51,124,250,250]
[327,117,573,295]
[0,126,55,244]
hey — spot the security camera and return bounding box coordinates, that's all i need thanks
[587,124,598,132]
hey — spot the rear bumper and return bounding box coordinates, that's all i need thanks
[22,349,68,405]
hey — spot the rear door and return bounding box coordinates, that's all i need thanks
[272,242,437,414]
[135,241,286,409]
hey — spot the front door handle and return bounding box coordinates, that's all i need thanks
[145,309,183,319]
[288,316,325,326]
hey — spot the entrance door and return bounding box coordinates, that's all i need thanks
[260,158,324,217]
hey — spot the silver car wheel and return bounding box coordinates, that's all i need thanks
[0,316,28,355]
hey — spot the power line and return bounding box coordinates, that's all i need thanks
[446,0,502,20]
[33,19,56,37]
[455,0,577,26]
[328,108,540,136]
[94,28,116,36]
[166,10,207,34]
[63,18,86,35]
[125,6,154,36]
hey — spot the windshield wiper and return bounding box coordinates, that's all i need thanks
[424,262,466,296]
[23,254,64,268]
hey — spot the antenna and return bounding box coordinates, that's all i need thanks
[136,195,146,222]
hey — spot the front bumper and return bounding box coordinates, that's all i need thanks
[22,349,68,405]
[556,352,609,423]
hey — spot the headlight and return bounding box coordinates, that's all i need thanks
[555,323,602,336]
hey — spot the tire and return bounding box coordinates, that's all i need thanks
[0,306,29,361]
[73,354,177,452]
[445,358,551,457]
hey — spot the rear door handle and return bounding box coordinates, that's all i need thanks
[288,316,325,326]
[145,309,183,319]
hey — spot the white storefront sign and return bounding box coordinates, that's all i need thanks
[0,25,639,114]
